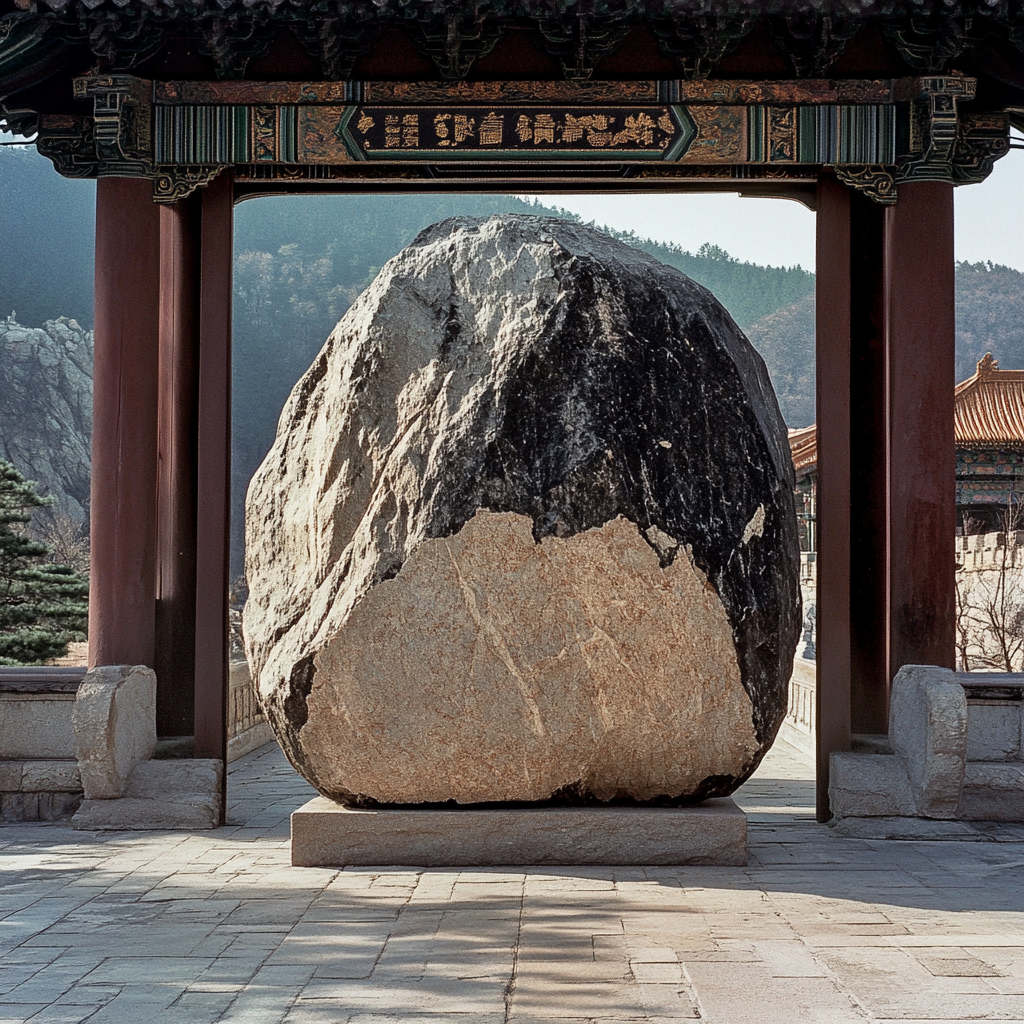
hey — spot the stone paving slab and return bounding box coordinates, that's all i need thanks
[2,739,1023,1023]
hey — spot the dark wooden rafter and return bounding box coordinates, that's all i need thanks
[766,11,860,78]
[407,6,507,81]
[649,11,756,80]
[533,4,637,81]
[4,1,1024,92]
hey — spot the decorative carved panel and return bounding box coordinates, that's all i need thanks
[33,74,1010,204]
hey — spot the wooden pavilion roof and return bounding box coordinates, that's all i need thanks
[3,0,1024,139]
[788,423,818,473]
[790,354,1024,473]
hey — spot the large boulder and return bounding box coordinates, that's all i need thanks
[244,215,800,806]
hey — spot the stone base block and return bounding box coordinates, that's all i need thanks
[1,758,84,821]
[829,752,917,818]
[73,796,218,830]
[291,797,747,867]
[960,762,1024,822]
[2,789,82,822]
[829,817,986,841]
[72,759,222,830]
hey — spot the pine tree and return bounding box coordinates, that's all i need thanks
[0,460,88,665]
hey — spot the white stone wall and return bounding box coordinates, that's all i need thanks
[779,655,815,758]
[956,531,1024,671]
[958,529,1024,571]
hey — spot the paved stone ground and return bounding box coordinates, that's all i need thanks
[3,739,1023,1024]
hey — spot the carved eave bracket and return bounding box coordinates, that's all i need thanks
[153,165,225,201]
[71,74,153,177]
[833,165,898,205]
[895,76,1010,187]
[33,73,1011,204]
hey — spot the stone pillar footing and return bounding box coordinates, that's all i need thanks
[829,664,1024,823]
[291,797,747,867]
[72,759,223,830]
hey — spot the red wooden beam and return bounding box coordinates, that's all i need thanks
[89,178,161,669]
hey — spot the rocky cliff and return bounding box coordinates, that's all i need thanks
[0,316,93,522]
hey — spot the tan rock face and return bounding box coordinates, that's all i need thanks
[300,511,758,805]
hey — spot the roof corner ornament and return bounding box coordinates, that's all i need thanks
[69,74,153,177]
[978,353,998,379]
[36,113,98,179]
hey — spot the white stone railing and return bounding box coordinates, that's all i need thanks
[778,656,815,757]
[227,661,274,762]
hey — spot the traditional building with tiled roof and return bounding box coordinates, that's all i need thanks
[790,354,1024,544]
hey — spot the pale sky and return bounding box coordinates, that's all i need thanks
[522,133,1024,273]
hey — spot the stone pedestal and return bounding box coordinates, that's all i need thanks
[291,798,747,867]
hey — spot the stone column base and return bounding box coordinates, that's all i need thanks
[291,797,747,867]
[72,759,222,830]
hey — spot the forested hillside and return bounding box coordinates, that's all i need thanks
[3,145,1023,571]
[742,261,1024,429]
[231,195,815,572]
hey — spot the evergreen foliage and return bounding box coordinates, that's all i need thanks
[0,460,88,665]
[955,261,1024,383]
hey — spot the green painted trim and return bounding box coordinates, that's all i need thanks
[664,105,698,161]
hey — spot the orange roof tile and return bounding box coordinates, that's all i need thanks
[790,354,1024,471]
[953,353,1024,446]
[788,425,817,473]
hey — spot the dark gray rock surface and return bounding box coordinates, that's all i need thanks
[244,215,801,806]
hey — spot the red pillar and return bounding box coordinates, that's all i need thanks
[155,196,201,737]
[848,191,890,735]
[886,182,956,674]
[89,178,161,669]
[194,171,234,766]
[814,174,853,820]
